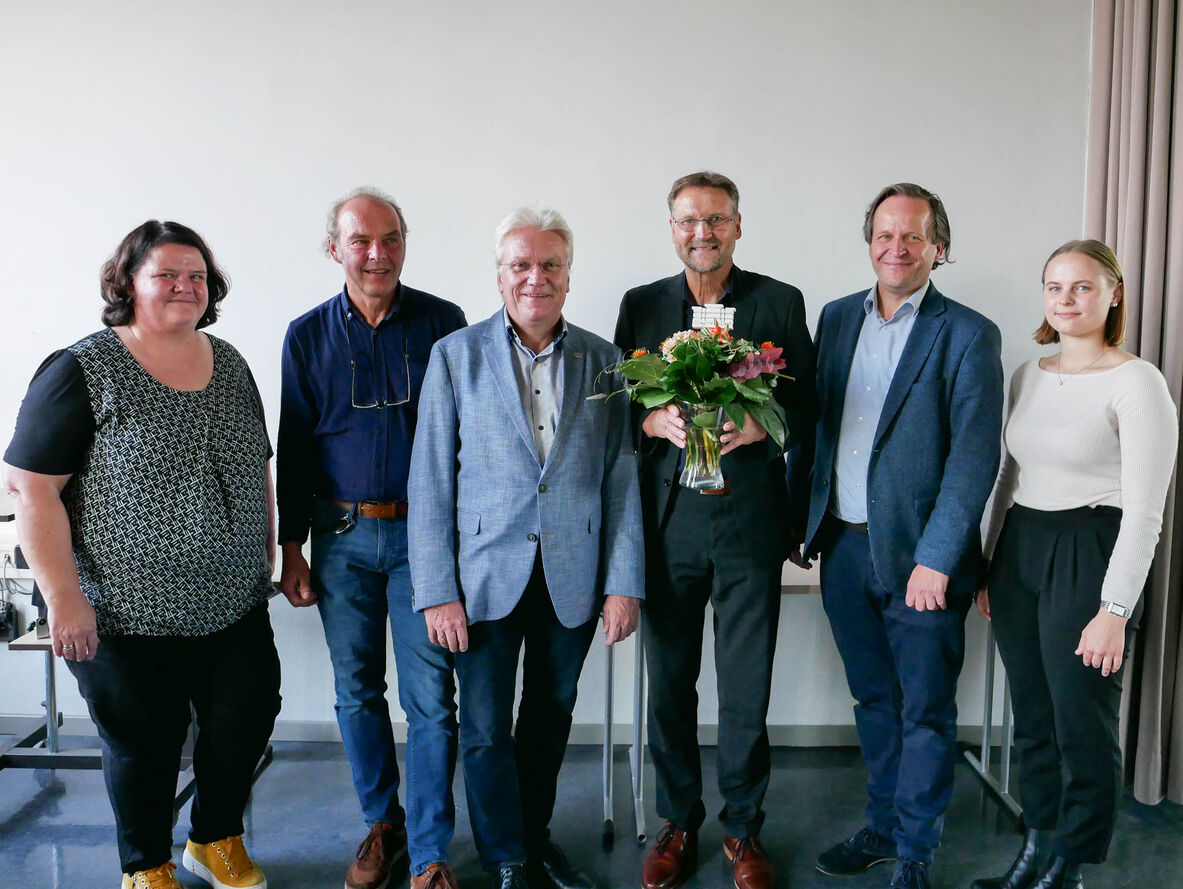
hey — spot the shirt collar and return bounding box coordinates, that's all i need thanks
[502,306,568,352]
[338,282,403,328]
[862,281,929,322]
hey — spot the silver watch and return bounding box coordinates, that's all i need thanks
[1099,600,1133,619]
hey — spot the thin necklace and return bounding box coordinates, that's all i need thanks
[1056,347,1111,385]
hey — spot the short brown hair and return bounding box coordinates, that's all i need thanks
[667,171,740,216]
[862,182,952,269]
[1035,239,1127,346]
[100,220,230,329]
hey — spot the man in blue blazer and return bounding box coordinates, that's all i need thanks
[786,184,1003,889]
[408,208,644,889]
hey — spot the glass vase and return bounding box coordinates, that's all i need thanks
[678,401,726,491]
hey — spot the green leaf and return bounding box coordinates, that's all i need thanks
[748,402,788,449]
[617,354,666,385]
[637,390,675,408]
[723,401,747,430]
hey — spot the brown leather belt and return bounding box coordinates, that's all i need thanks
[324,498,409,520]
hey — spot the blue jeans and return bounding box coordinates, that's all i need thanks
[310,500,458,874]
[819,521,970,864]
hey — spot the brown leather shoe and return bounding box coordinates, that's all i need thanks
[411,862,460,889]
[641,822,698,889]
[345,822,408,889]
[724,835,774,889]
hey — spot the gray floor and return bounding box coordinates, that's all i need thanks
[1,739,1180,889]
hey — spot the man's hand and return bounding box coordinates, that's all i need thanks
[906,564,950,611]
[786,523,814,569]
[642,404,686,449]
[425,601,469,652]
[975,585,991,620]
[602,595,640,645]
[719,412,767,456]
[1076,609,1129,676]
[279,542,317,607]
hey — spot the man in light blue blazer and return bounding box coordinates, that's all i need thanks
[408,207,644,889]
[787,184,1003,889]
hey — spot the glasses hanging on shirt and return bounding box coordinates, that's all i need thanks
[345,310,411,409]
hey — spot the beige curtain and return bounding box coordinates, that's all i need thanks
[1085,0,1183,804]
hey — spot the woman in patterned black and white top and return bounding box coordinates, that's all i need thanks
[3,221,281,889]
[972,241,1177,889]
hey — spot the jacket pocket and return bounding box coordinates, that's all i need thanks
[457,508,481,535]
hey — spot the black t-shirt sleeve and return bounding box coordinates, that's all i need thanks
[241,362,273,461]
[3,350,96,475]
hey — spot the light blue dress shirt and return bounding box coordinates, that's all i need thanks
[832,283,928,522]
[504,307,567,465]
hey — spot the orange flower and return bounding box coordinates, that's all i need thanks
[689,331,699,338]
[761,341,774,350]
[631,348,647,358]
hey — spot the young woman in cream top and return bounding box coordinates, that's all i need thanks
[972,240,1177,889]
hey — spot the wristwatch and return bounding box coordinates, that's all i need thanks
[1099,600,1133,619]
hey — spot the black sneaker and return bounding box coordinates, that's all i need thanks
[889,858,931,889]
[815,827,898,876]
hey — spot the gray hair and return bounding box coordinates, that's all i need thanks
[494,207,574,267]
[324,186,408,257]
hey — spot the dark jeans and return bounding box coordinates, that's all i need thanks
[454,552,597,868]
[990,504,1137,864]
[644,490,782,838]
[310,499,458,873]
[68,604,281,874]
[819,520,969,863]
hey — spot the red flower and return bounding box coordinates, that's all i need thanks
[631,348,647,358]
[728,347,786,381]
[761,341,774,350]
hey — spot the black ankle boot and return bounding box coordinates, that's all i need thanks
[1033,856,1083,889]
[970,829,1042,889]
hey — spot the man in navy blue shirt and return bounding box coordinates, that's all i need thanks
[277,187,467,889]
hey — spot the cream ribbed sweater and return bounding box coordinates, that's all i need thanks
[984,358,1177,610]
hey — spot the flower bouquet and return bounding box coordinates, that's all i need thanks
[614,325,791,490]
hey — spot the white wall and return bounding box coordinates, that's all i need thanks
[0,0,1091,736]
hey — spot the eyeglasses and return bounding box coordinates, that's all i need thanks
[500,260,568,276]
[344,311,411,409]
[673,214,736,232]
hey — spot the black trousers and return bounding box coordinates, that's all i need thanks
[990,504,1139,864]
[454,552,598,868]
[69,604,282,874]
[644,489,782,838]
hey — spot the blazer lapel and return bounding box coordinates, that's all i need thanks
[728,267,758,337]
[481,314,541,464]
[873,285,946,446]
[827,295,867,412]
[544,327,587,472]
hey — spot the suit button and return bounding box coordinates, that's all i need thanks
[528,533,538,542]
[538,484,547,493]
[664,479,672,487]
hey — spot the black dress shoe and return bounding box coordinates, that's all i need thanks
[971,828,1042,889]
[815,826,897,875]
[493,864,531,889]
[527,842,596,889]
[1033,857,1083,889]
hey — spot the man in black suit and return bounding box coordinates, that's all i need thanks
[614,171,816,889]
